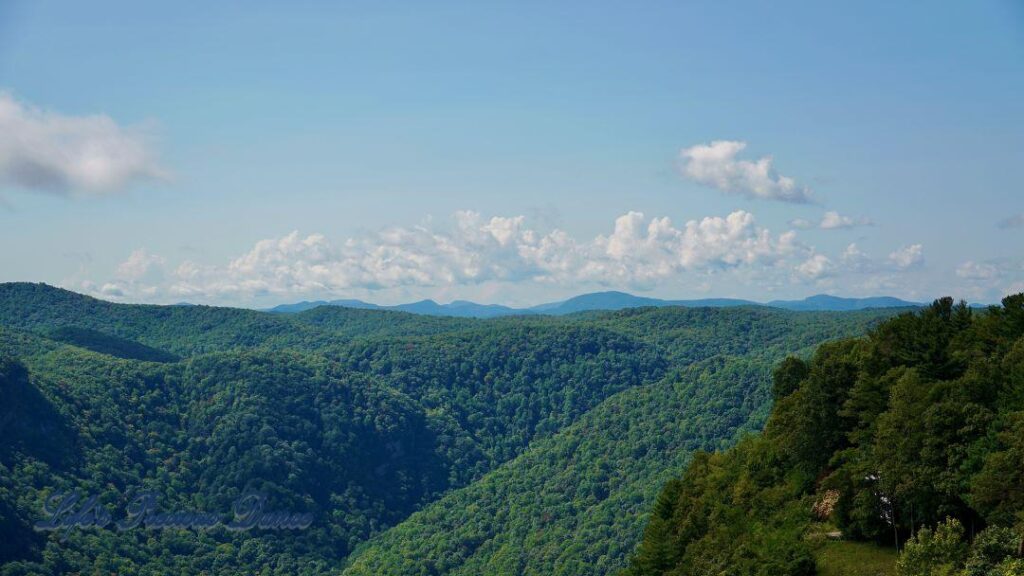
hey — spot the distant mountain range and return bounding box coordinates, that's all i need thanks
[265,290,923,317]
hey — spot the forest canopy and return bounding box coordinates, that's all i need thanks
[624,295,1024,576]
[0,282,907,575]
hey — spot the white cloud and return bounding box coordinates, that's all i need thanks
[0,91,167,196]
[86,210,808,301]
[796,253,833,279]
[820,210,872,230]
[888,244,924,269]
[678,140,812,203]
[956,261,999,280]
[949,260,1024,303]
[592,210,797,285]
[790,211,872,230]
[87,215,945,306]
[91,249,168,300]
[842,243,866,262]
[116,248,166,280]
[838,242,884,275]
[82,213,944,305]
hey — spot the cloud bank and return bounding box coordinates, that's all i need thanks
[0,92,167,196]
[679,140,812,203]
[78,210,935,304]
[84,210,818,301]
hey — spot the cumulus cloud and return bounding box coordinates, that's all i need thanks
[997,213,1024,229]
[116,248,166,280]
[81,248,168,300]
[888,244,924,269]
[83,212,941,305]
[842,243,866,262]
[956,261,999,280]
[820,211,873,230]
[838,243,873,272]
[831,242,932,280]
[790,211,873,230]
[796,253,833,279]
[591,210,798,286]
[0,91,167,196]
[678,140,812,203]
[87,210,811,301]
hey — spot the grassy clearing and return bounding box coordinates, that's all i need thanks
[814,540,897,576]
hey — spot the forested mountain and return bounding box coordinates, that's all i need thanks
[0,283,487,357]
[766,294,922,312]
[336,306,898,575]
[624,296,1024,576]
[0,282,902,575]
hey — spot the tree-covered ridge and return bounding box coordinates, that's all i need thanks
[339,311,896,576]
[0,282,476,356]
[1,348,451,572]
[0,283,902,575]
[0,337,661,574]
[45,326,180,362]
[341,357,778,576]
[624,295,1024,576]
[332,324,667,468]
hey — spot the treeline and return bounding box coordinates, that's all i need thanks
[624,295,1024,576]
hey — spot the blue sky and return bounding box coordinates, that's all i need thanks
[0,0,1022,306]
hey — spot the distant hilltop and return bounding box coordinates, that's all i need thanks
[265,290,925,318]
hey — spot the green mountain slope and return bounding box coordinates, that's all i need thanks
[0,339,662,574]
[622,296,1024,576]
[341,357,770,576]
[340,311,896,576]
[0,283,903,575]
[0,282,475,356]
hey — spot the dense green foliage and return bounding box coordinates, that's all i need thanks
[896,518,1023,575]
[0,282,898,575]
[624,296,1024,576]
[0,283,475,356]
[45,326,180,362]
[342,357,782,576]
[336,311,893,575]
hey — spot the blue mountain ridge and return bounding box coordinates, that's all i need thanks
[265,290,923,317]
